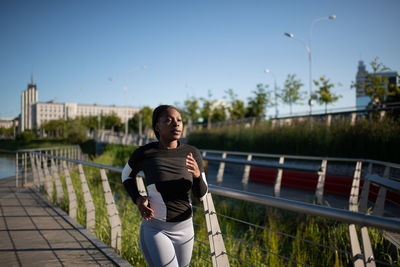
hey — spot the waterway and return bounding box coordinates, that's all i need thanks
[0,153,15,179]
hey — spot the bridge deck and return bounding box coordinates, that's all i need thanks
[0,177,130,267]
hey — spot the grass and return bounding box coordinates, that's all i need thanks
[42,144,399,266]
[188,118,400,163]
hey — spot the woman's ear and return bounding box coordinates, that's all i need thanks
[155,122,160,132]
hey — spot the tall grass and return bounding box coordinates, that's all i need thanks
[188,118,400,163]
[48,144,399,266]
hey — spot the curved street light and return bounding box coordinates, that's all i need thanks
[284,14,336,115]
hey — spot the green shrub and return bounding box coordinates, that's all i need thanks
[15,130,36,144]
[65,119,88,144]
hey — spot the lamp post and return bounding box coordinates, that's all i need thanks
[284,15,336,115]
[122,65,146,135]
[264,69,278,118]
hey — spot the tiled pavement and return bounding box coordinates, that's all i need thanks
[0,177,131,266]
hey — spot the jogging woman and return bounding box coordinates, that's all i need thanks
[122,105,208,267]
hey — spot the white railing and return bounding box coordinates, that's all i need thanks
[13,148,400,266]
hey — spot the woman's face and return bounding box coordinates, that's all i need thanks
[156,108,183,142]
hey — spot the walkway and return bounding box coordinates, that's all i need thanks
[0,177,131,267]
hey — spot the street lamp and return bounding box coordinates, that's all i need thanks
[123,65,147,135]
[264,69,278,118]
[284,14,336,115]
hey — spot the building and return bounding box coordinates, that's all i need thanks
[355,60,398,109]
[19,76,140,132]
[20,75,38,132]
[0,118,16,129]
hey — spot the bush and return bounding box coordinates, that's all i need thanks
[65,119,88,144]
[16,130,36,144]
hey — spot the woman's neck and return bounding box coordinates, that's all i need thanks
[159,139,179,149]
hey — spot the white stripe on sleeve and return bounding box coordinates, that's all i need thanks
[121,163,133,183]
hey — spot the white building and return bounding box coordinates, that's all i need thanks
[0,118,16,129]
[20,76,139,131]
[355,61,398,109]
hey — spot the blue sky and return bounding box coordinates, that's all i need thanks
[1,0,399,118]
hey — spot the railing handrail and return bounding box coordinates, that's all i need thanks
[30,152,123,173]
[15,146,80,153]
[366,174,400,194]
[28,151,400,234]
[201,149,400,169]
[208,184,400,234]
[203,156,320,173]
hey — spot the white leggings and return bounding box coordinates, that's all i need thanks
[139,218,194,267]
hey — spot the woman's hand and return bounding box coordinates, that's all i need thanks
[186,152,201,178]
[136,196,154,220]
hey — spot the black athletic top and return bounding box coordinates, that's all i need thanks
[122,142,208,222]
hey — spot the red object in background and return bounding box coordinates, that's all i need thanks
[249,167,400,203]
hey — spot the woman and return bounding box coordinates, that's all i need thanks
[121,105,208,267]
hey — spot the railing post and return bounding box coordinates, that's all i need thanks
[351,112,357,126]
[29,153,39,188]
[42,155,54,200]
[15,152,19,187]
[78,164,95,233]
[51,158,64,204]
[349,224,364,267]
[349,161,362,211]
[241,154,252,187]
[24,153,27,186]
[273,156,285,197]
[372,166,390,216]
[348,161,376,266]
[315,159,328,204]
[216,152,227,185]
[100,168,122,253]
[326,114,332,126]
[63,161,77,220]
[203,193,229,267]
[359,179,371,214]
[348,161,363,266]
[35,154,45,189]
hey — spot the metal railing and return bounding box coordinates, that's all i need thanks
[200,149,400,266]
[14,148,400,266]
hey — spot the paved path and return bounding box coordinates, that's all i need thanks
[0,177,131,267]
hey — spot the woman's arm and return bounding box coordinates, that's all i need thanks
[188,149,208,200]
[121,163,141,205]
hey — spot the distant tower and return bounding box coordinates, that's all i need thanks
[20,74,38,132]
[355,61,369,108]
[355,60,398,109]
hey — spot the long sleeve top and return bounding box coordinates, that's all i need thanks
[122,142,208,222]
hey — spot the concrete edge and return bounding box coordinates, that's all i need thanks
[30,187,132,267]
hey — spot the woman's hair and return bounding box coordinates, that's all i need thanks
[152,105,180,140]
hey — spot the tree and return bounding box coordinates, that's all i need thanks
[41,119,65,137]
[128,106,152,134]
[200,90,217,128]
[80,115,98,132]
[224,89,246,120]
[281,74,305,115]
[246,84,271,118]
[101,113,121,132]
[16,130,36,144]
[352,57,400,108]
[183,97,200,127]
[313,76,341,113]
[211,103,227,123]
[65,119,87,144]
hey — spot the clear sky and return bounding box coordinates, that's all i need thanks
[1,0,399,118]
